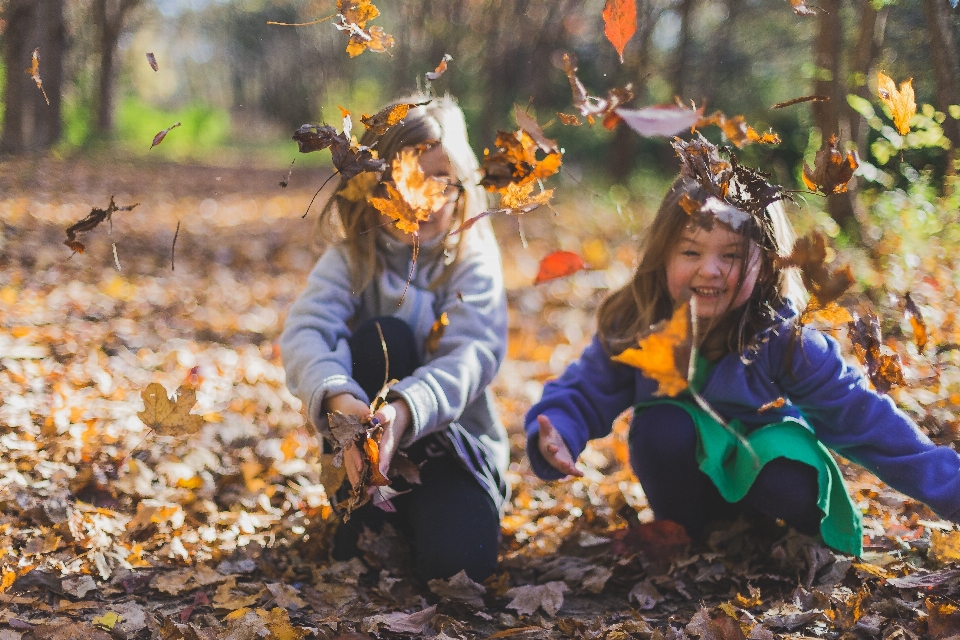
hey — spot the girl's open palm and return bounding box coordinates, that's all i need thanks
[537,415,583,477]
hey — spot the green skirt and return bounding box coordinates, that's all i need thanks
[634,397,863,557]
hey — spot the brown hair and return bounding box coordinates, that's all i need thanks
[314,95,488,292]
[596,176,805,361]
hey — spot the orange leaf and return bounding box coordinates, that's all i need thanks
[904,292,928,352]
[696,111,780,148]
[480,129,562,191]
[801,134,859,195]
[612,303,691,397]
[534,250,587,284]
[24,48,49,105]
[425,53,453,81]
[776,231,855,308]
[368,149,447,234]
[602,0,637,63]
[557,112,581,126]
[877,71,916,135]
[788,0,817,15]
[424,312,449,355]
[364,437,390,486]
[361,103,413,135]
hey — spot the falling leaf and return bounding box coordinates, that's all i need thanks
[697,112,780,148]
[612,302,692,397]
[776,231,855,308]
[292,123,385,179]
[802,134,859,195]
[138,382,205,436]
[425,312,449,355]
[368,148,447,234]
[757,397,786,413]
[877,71,916,135]
[339,105,353,140]
[453,182,553,235]
[505,582,568,616]
[557,112,582,126]
[25,48,50,106]
[63,196,139,253]
[339,172,379,202]
[146,52,158,72]
[848,313,906,394]
[772,94,829,109]
[334,0,394,57]
[425,53,453,81]
[515,105,559,154]
[787,0,817,15]
[480,129,562,191]
[562,53,634,128]
[905,293,928,352]
[602,0,637,63]
[292,123,341,153]
[360,103,414,135]
[151,122,182,149]
[534,251,587,284]
[800,298,854,325]
[617,102,705,137]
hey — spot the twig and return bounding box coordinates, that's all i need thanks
[112,242,121,272]
[171,220,180,271]
[374,320,390,390]
[266,13,335,26]
[303,171,340,218]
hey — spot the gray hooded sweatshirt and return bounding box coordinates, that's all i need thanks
[280,220,509,507]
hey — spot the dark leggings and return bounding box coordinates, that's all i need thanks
[630,403,823,539]
[331,316,500,583]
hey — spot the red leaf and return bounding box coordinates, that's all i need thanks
[602,0,637,63]
[534,251,587,284]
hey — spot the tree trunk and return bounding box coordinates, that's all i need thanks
[93,0,142,136]
[673,0,696,100]
[923,0,960,165]
[0,0,65,154]
[847,0,887,154]
[812,0,860,239]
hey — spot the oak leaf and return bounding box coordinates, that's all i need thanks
[360,103,413,135]
[802,134,859,195]
[534,250,587,284]
[505,582,568,616]
[368,149,447,234]
[612,302,692,397]
[877,71,916,135]
[151,122,182,149]
[562,53,634,128]
[603,0,637,63]
[138,383,205,436]
[25,48,50,106]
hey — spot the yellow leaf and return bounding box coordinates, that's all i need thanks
[340,172,379,202]
[877,71,916,135]
[612,302,690,397]
[137,382,205,436]
[931,530,960,564]
[425,312,449,355]
[0,570,15,593]
[499,181,553,210]
[225,607,251,621]
[94,611,122,629]
[368,149,447,235]
[257,607,310,640]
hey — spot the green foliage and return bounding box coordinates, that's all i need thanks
[115,98,230,159]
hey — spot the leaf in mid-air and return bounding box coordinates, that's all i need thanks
[616,103,704,138]
[534,251,587,284]
[904,292,928,352]
[480,129,562,191]
[368,149,447,234]
[602,0,637,63]
[138,383,205,437]
[293,123,385,179]
[562,53,634,128]
[425,54,453,81]
[557,112,582,126]
[772,94,828,109]
[25,48,50,105]
[848,313,905,394]
[787,0,816,15]
[146,52,159,72]
[361,103,414,135]
[64,196,139,253]
[612,302,692,397]
[450,182,553,236]
[802,134,859,195]
[339,172,380,202]
[514,106,559,154]
[697,112,780,148]
[151,122,182,149]
[877,71,916,135]
[776,231,855,310]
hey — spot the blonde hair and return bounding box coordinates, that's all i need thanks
[597,176,805,361]
[314,95,488,293]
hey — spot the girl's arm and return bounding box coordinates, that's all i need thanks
[524,336,641,480]
[280,247,365,431]
[388,238,508,445]
[777,328,960,521]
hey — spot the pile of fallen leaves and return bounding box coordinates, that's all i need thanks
[3,157,960,640]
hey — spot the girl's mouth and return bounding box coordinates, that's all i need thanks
[691,286,724,297]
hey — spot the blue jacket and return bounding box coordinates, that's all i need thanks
[525,309,960,521]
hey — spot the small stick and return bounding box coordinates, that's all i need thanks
[171,220,181,271]
[266,13,335,26]
[303,171,340,218]
[112,242,121,271]
[375,320,390,390]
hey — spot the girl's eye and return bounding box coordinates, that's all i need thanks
[724,253,743,261]
[682,250,700,257]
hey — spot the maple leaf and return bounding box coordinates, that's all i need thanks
[25,48,50,106]
[292,123,385,179]
[616,102,705,138]
[424,312,449,355]
[562,52,634,128]
[603,0,637,63]
[480,129,562,191]
[360,103,413,135]
[534,250,588,284]
[697,111,780,148]
[776,231,855,309]
[425,53,453,82]
[904,292,928,352]
[368,148,447,234]
[146,52,158,72]
[877,71,916,135]
[339,171,379,202]
[612,302,692,397]
[151,122,182,149]
[848,313,905,394]
[138,383,205,436]
[802,134,859,195]
[64,196,139,253]
[452,182,554,236]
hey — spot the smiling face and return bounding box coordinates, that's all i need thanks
[381,144,462,245]
[665,223,762,319]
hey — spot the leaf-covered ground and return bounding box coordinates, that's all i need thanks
[4,157,960,639]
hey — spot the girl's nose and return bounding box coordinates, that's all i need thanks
[697,256,724,277]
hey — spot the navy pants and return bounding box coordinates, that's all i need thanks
[331,317,500,583]
[630,403,823,538]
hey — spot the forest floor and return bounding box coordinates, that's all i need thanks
[3,157,960,640]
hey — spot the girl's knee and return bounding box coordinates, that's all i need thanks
[745,458,822,534]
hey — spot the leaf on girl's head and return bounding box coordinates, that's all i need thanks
[616,102,704,138]
[339,171,379,202]
[64,196,139,253]
[904,292,928,352]
[361,103,414,135]
[146,52,159,72]
[534,251,587,284]
[612,302,692,397]
[602,0,637,63]
[848,313,905,394]
[425,53,453,81]
[777,231,854,309]
[787,0,817,15]
[562,53,634,128]
[25,48,50,105]
[138,382,205,436]
[480,129,562,191]
[557,112,582,126]
[696,111,780,148]
[151,122,181,149]
[802,134,859,195]
[368,149,447,234]
[877,72,916,135]
[679,194,751,232]
[425,312,449,355]
[515,105,559,154]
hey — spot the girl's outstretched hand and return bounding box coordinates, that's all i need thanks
[372,400,412,478]
[323,393,369,488]
[537,415,583,477]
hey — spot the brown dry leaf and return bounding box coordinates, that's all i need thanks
[612,302,691,397]
[504,582,568,616]
[848,313,906,394]
[757,397,786,413]
[679,193,752,232]
[776,232,855,309]
[562,53,634,128]
[360,103,414,135]
[602,0,637,63]
[138,382,205,436]
[926,598,960,639]
[425,53,453,82]
[368,149,447,234]
[292,123,385,179]
[213,577,264,611]
[63,196,139,253]
[697,112,780,148]
[877,72,916,135]
[362,605,437,634]
[428,569,486,607]
[515,105,559,154]
[151,122,182,149]
[257,606,310,640]
[387,452,423,484]
[480,129,562,191]
[424,312,449,355]
[33,622,112,640]
[905,293,928,352]
[557,112,582,126]
[800,298,854,326]
[363,436,390,487]
[146,52,159,72]
[25,48,50,106]
[802,134,859,195]
[327,411,366,450]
